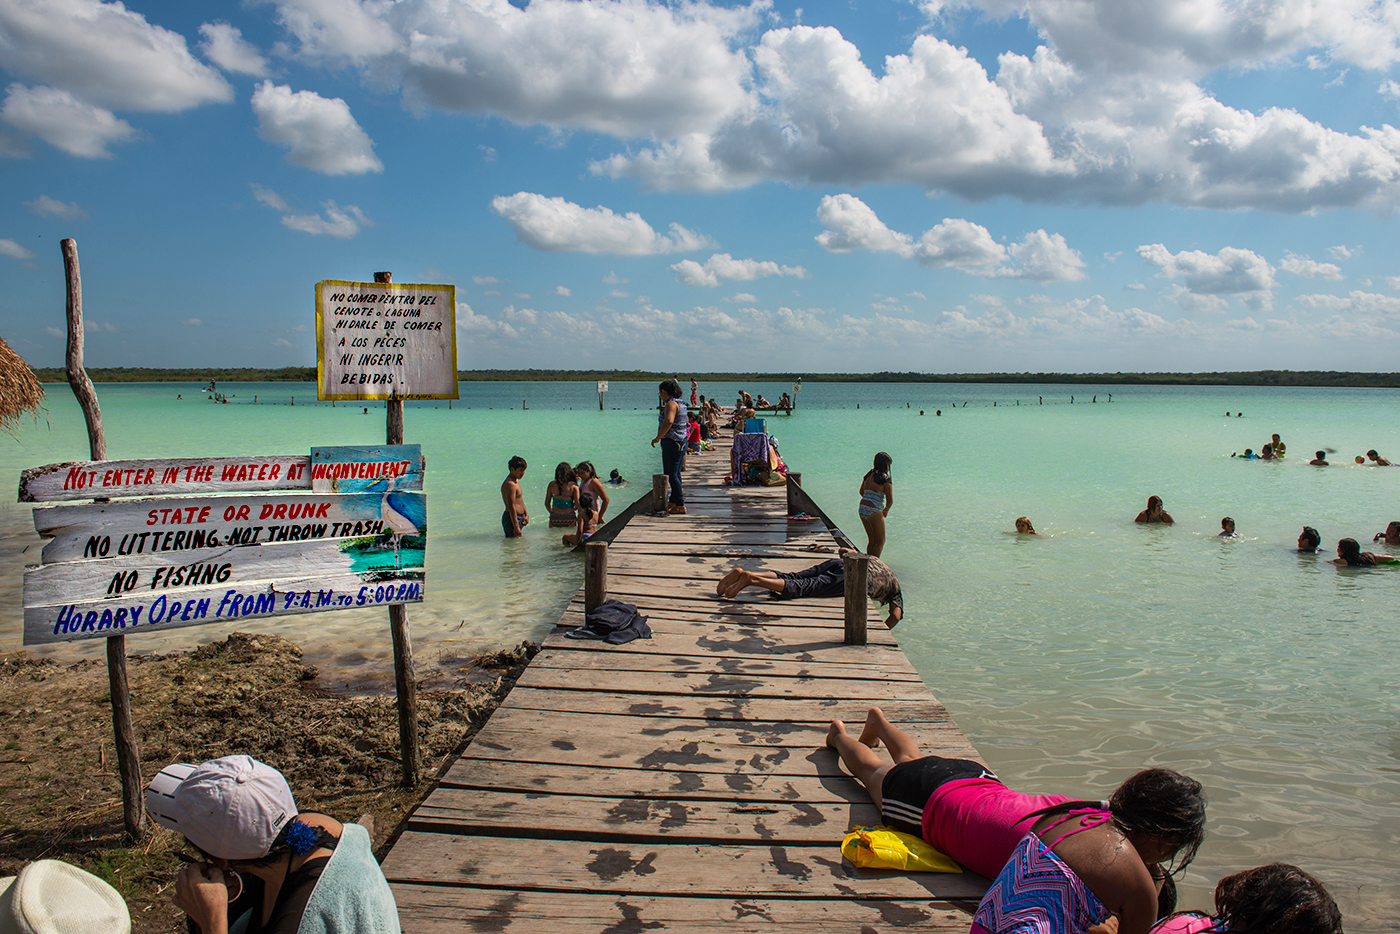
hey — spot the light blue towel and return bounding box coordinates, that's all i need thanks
[297,822,401,934]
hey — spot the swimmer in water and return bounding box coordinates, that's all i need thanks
[1372,520,1400,546]
[1006,516,1037,535]
[1298,526,1321,553]
[1332,537,1398,567]
[1366,449,1393,465]
[1135,495,1174,525]
[1219,517,1236,538]
[1271,433,1286,458]
[1309,451,1329,466]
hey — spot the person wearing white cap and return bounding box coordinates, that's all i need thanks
[0,860,130,934]
[146,755,399,934]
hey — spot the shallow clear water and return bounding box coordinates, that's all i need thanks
[2,380,1396,927]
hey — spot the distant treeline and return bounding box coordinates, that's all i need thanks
[30,367,1400,388]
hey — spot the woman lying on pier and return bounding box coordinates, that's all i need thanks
[826,707,1205,934]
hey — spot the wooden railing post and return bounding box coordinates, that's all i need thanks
[786,471,802,515]
[843,552,868,646]
[585,541,608,612]
[652,474,668,513]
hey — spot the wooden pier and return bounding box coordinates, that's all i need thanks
[381,435,991,932]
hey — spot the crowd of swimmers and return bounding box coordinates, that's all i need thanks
[1232,431,1393,466]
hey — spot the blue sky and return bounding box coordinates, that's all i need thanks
[3,0,1400,373]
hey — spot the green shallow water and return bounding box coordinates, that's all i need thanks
[1,380,1396,927]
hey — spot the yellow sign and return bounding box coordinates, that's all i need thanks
[316,279,458,400]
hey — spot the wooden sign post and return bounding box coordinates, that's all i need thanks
[60,238,144,842]
[315,270,457,786]
[597,380,608,411]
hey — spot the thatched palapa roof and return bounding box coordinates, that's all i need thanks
[0,336,45,431]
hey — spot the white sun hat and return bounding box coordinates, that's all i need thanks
[0,860,130,934]
[145,755,298,860]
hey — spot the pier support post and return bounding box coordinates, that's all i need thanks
[786,471,802,515]
[843,552,868,646]
[585,541,608,612]
[652,474,668,513]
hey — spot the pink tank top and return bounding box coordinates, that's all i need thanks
[922,777,1071,879]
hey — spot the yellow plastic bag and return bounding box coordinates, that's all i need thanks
[840,825,963,873]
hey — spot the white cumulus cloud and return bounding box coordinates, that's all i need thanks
[1280,254,1345,280]
[671,253,807,288]
[815,194,1085,281]
[0,238,36,260]
[251,81,382,175]
[199,23,269,76]
[491,192,710,255]
[252,185,372,238]
[1139,243,1275,310]
[24,195,87,220]
[0,0,232,112]
[0,84,136,157]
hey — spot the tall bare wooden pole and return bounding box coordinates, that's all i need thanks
[63,239,145,841]
[376,271,420,786]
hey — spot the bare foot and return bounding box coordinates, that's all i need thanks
[857,707,885,748]
[718,570,754,599]
[716,569,742,596]
[826,720,847,749]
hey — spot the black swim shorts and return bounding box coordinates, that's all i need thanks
[879,756,996,837]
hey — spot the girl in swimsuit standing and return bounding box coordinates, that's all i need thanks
[858,452,894,557]
[545,462,579,532]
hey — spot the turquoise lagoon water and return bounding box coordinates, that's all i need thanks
[1,380,1396,927]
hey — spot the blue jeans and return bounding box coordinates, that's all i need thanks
[660,438,684,506]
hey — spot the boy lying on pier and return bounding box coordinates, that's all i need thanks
[715,548,903,628]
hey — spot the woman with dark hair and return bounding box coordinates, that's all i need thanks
[1332,537,1396,567]
[651,379,688,515]
[573,462,610,523]
[1135,496,1174,525]
[827,708,1205,934]
[1151,863,1341,934]
[858,452,894,557]
[545,462,579,533]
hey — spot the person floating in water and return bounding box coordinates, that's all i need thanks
[1366,449,1393,465]
[1271,433,1286,458]
[1297,526,1321,553]
[1332,537,1398,567]
[500,455,528,538]
[1135,495,1174,525]
[1219,517,1236,538]
[1006,517,1037,535]
[1310,451,1329,466]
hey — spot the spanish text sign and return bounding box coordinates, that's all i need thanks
[316,279,458,401]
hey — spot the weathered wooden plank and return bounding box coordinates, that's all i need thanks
[408,787,873,843]
[433,759,875,801]
[491,689,958,728]
[380,834,987,900]
[32,491,425,564]
[544,617,904,655]
[390,887,978,934]
[508,666,928,700]
[526,648,922,681]
[19,455,313,502]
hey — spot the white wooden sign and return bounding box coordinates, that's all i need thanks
[316,279,458,401]
[20,455,311,503]
[20,447,427,645]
